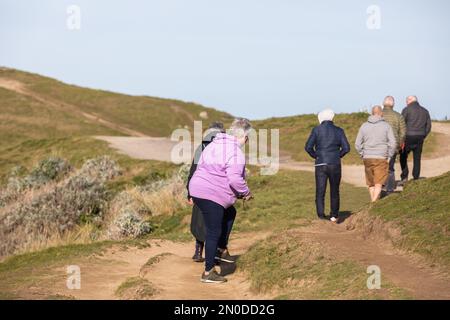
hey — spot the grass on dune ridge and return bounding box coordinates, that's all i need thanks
[367,172,450,268]
[0,68,233,138]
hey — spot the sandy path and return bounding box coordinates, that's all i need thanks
[50,232,270,300]
[297,220,450,299]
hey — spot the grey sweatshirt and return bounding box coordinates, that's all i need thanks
[355,115,397,159]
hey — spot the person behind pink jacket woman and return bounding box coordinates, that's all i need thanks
[189,118,253,283]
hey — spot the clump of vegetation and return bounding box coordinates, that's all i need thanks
[0,157,71,207]
[0,156,120,258]
[110,210,152,239]
[106,164,189,240]
[140,253,173,277]
[115,276,157,300]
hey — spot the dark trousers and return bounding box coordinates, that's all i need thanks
[386,153,398,192]
[400,135,425,180]
[192,197,236,271]
[315,164,341,218]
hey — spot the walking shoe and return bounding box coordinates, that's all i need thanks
[201,270,227,283]
[192,241,205,263]
[330,217,338,223]
[215,249,235,263]
[318,215,329,221]
[192,253,204,263]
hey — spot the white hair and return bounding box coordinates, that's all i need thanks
[318,109,335,124]
[229,118,252,138]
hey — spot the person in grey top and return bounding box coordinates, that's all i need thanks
[355,106,396,202]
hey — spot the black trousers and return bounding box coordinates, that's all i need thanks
[400,135,425,180]
[315,164,341,218]
[191,197,236,271]
[386,153,398,192]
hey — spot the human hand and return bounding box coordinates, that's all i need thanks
[401,142,405,152]
[187,198,194,206]
[243,192,253,201]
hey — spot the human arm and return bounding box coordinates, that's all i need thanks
[398,114,406,149]
[425,111,432,137]
[354,127,364,157]
[304,129,317,159]
[225,149,251,198]
[387,125,397,158]
[340,129,351,158]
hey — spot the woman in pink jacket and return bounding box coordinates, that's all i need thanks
[189,118,253,283]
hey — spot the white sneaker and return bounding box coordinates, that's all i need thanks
[330,217,338,223]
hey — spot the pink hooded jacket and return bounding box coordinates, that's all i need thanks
[188,133,251,208]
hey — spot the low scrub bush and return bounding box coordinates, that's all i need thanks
[106,164,189,240]
[0,157,71,207]
[0,156,120,258]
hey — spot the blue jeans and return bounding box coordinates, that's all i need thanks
[192,197,237,271]
[315,164,341,218]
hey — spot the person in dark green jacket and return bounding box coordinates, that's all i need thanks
[382,96,406,193]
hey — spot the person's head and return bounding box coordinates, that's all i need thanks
[318,108,335,124]
[406,95,418,106]
[372,105,383,117]
[208,121,225,133]
[383,96,395,109]
[229,118,252,146]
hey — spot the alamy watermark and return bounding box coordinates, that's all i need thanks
[367,265,381,290]
[66,5,81,30]
[170,121,280,176]
[366,5,381,30]
[66,265,81,290]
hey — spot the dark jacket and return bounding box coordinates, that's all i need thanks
[305,121,350,165]
[186,131,219,199]
[401,101,432,137]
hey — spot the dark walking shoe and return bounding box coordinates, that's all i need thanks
[215,249,235,263]
[192,253,204,263]
[318,215,329,221]
[201,270,227,283]
[192,241,204,263]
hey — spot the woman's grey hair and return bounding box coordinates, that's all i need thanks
[229,118,252,138]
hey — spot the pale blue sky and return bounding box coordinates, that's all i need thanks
[1,0,449,119]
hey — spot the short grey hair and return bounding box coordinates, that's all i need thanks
[372,105,383,116]
[407,95,418,103]
[229,118,252,138]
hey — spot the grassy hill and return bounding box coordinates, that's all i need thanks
[254,113,438,164]
[0,67,439,176]
[0,68,232,179]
